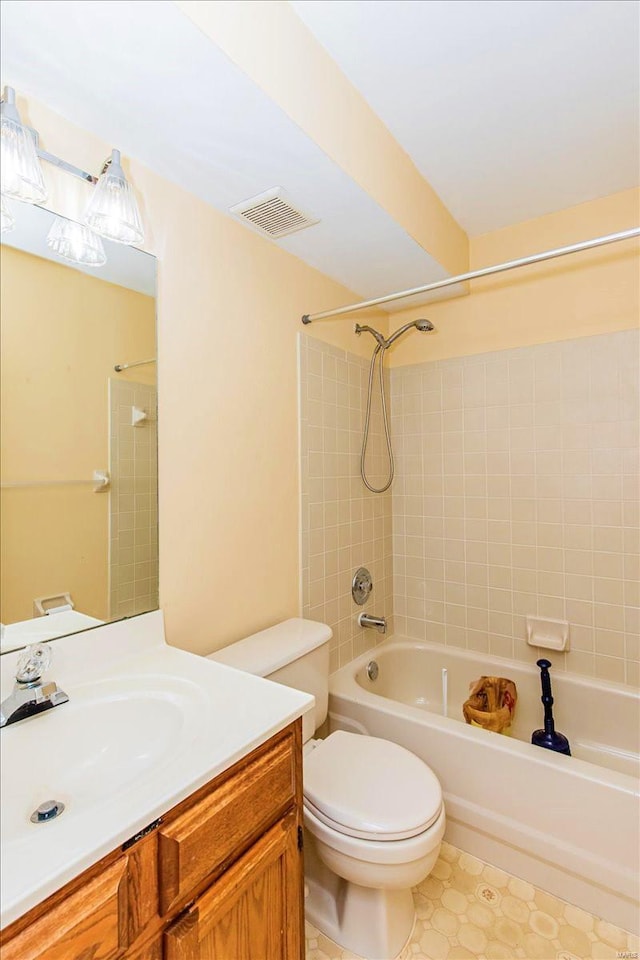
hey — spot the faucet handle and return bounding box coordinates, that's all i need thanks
[16,643,51,684]
[352,567,374,606]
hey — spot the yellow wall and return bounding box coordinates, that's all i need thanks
[387,188,640,366]
[9,92,385,654]
[150,177,385,653]
[0,246,155,623]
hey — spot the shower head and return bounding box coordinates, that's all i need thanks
[355,318,434,349]
[415,319,434,332]
[385,317,434,347]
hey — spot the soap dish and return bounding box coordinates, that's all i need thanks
[526,616,570,652]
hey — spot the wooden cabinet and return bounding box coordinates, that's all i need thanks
[0,857,130,960]
[0,829,158,960]
[164,811,302,960]
[0,721,304,960]
[158,730,297,916]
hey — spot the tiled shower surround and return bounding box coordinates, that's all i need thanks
[391,329,639,686]
[109,379,159,620]
[300,329,639,686]
[299,335,393,671]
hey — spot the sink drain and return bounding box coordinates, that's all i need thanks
[30,800,65,823]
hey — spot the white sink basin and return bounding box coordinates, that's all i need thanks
[0,611,314,930]
[1,675,206,847]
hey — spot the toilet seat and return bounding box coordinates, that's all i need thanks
[304,800,446,866]
[303,731,443,842]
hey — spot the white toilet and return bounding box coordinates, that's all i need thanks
[209,618,445,960]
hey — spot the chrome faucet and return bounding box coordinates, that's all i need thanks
[358,612,387,634]
[0,643,69,727]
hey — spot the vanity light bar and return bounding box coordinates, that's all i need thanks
[36,140,98,185]
[1,87,145,255]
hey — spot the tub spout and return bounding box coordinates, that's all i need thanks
[358,612,386,634]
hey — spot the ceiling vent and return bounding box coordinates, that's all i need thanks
[230,188,319,240]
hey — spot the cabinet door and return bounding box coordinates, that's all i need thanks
[164,811,303,960]
[158,728,296,916]
[0,857,129,960]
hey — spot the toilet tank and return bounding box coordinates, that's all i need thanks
[208,618,332,743]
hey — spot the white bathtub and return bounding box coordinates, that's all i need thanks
[328,637,640,934]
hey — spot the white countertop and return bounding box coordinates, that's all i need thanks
[0,612,314,929]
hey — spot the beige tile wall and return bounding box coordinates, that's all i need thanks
[299,335,394,671]
[109,379,159,620]
[390,329,639,686]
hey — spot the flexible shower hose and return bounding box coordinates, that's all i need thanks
[361,342,394,493]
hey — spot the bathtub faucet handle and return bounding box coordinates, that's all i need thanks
[358,612,386,634]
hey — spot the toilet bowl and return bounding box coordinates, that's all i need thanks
[302,730,445,958]
[208,619,445,960]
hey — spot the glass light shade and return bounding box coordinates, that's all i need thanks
[46,216,107,267]
[0,88,47,204]
[83,148,144,245]
[1,195,15,234]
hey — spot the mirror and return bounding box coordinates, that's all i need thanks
[0,203,157,653]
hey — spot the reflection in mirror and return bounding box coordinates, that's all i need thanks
[0,203,157,653]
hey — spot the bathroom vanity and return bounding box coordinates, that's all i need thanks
[0,613,313,959]
[1,722,303,959]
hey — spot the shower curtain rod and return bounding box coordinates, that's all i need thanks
[114,358,157,373]
[300,227,640,324]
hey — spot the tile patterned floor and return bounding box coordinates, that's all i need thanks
[305,842,639,960]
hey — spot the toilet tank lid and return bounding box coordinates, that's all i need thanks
[207,618,332,677]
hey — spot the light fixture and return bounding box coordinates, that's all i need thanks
[1,195,15,234]
[83,149,144,245]
[0,87,145,262]
[46,216,106,267]
[0,87,47,204]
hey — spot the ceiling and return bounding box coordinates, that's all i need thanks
[1,0,638,308]
[292,0,640,235]
[0,0,448,308]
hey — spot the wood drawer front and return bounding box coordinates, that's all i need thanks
[164,811,302,960]
[1,857,129,960]
[158,730,296,914]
